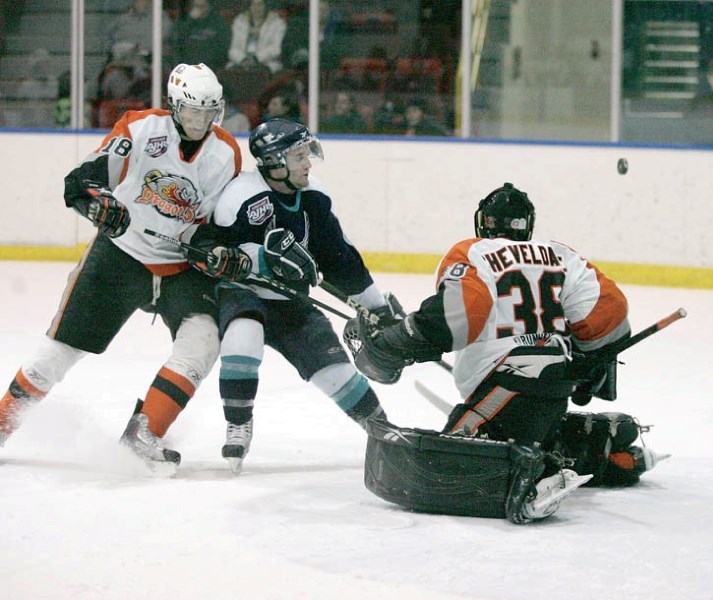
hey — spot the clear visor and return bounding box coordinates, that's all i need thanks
[175,100,225,128]
[286,137,324,162]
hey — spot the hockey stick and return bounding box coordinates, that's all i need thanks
[414,380,454,415]
[593,307,687,360]
[143,229,353,321]
[414,307,688,415]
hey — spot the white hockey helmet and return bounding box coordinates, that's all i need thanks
[167,63,225,139]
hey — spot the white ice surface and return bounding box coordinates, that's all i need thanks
[1,261,711,600]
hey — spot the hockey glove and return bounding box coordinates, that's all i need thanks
[569,353,619,406]
[353,312,442,385]
[187,244,252,282]
[371,292,406,327]
[264,228,319,286]
[82,185,131,238]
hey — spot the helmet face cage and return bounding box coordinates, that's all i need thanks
[249,118,324,175]
[474,183,535,242]
[167,63,225,132]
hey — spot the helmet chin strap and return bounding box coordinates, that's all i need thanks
[262,166,300,192]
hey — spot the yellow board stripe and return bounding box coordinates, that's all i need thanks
[1,246,712,290]
[360,252,713,290]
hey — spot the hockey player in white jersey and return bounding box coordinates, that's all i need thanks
[349,182,667,522]
[0,63,243,474]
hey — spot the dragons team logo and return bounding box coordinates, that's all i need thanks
[138,169,200,223]
[247,196,274,225]
[144,136,169,158]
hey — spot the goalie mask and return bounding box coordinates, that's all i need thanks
[249,118,324,190]
[167,63,225,141]
[474,182,535,242]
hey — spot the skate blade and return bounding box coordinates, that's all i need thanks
[142,458,179,478]
[225,457,245,474]
[529,473,593,516]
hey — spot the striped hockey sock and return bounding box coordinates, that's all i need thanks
[140,367,196,437]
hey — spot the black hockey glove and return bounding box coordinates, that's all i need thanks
[76,184,131,238]
[264,228,319,286]
[353,312,442,385]
[371,292,406,327]
[186,242,252,282]
[569,351,619,406]
[74,183,131,238]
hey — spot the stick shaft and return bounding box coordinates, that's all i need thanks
[143,228,352,320]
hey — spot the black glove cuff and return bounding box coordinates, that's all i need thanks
[379,315,442,363]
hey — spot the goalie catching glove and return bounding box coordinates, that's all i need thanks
[264,228,319,286]
[185,241,252,282]
[73,183,131,238]
[347,312,442,384]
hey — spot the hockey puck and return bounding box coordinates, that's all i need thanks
[617,158,628,175]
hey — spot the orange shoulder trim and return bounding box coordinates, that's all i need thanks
[569,262,628,341]
[213,127,243,176]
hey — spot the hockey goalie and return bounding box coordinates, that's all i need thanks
[345,182,672,524]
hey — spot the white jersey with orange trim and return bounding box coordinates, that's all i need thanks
[419,237,630,399]
[72,109,242,275]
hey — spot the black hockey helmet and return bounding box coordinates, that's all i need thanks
[249,118,323,181]
[474,182,535,241]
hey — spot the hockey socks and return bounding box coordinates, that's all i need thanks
[0,369,48,441]
[141,367,196,437]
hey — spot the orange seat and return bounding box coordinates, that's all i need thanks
[388,58,443,93]
[328,57,388,92]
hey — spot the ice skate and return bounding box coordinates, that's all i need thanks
[609,445,671,477]
[522,469,593,521]
[120,413,181,476]
[222,419,253,474]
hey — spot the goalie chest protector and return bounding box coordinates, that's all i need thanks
[365,420,536,518]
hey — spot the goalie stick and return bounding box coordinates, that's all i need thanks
[143,229,353,321]
[415,307,688,415]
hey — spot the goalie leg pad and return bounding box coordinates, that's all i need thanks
[556,411,646,486]
[365,420,544,520]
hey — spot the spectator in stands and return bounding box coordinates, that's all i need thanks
[222,101,251,132]
[55,71,71,129]
[103,0,170,61]
[97,43,150,102]
[169,0,231,73]
[321,91,368,133]
[373,97,405,135]
[261,89,301,122]
[281,0,342,72]
[15,48,57,102]
[227,0,287,75]
[403,96,450,137]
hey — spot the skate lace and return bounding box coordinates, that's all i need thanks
[226,420,253,445]
[133,414,163,450]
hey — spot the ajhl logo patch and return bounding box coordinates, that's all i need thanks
[145,136,169,158]
[247,196,274,225]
